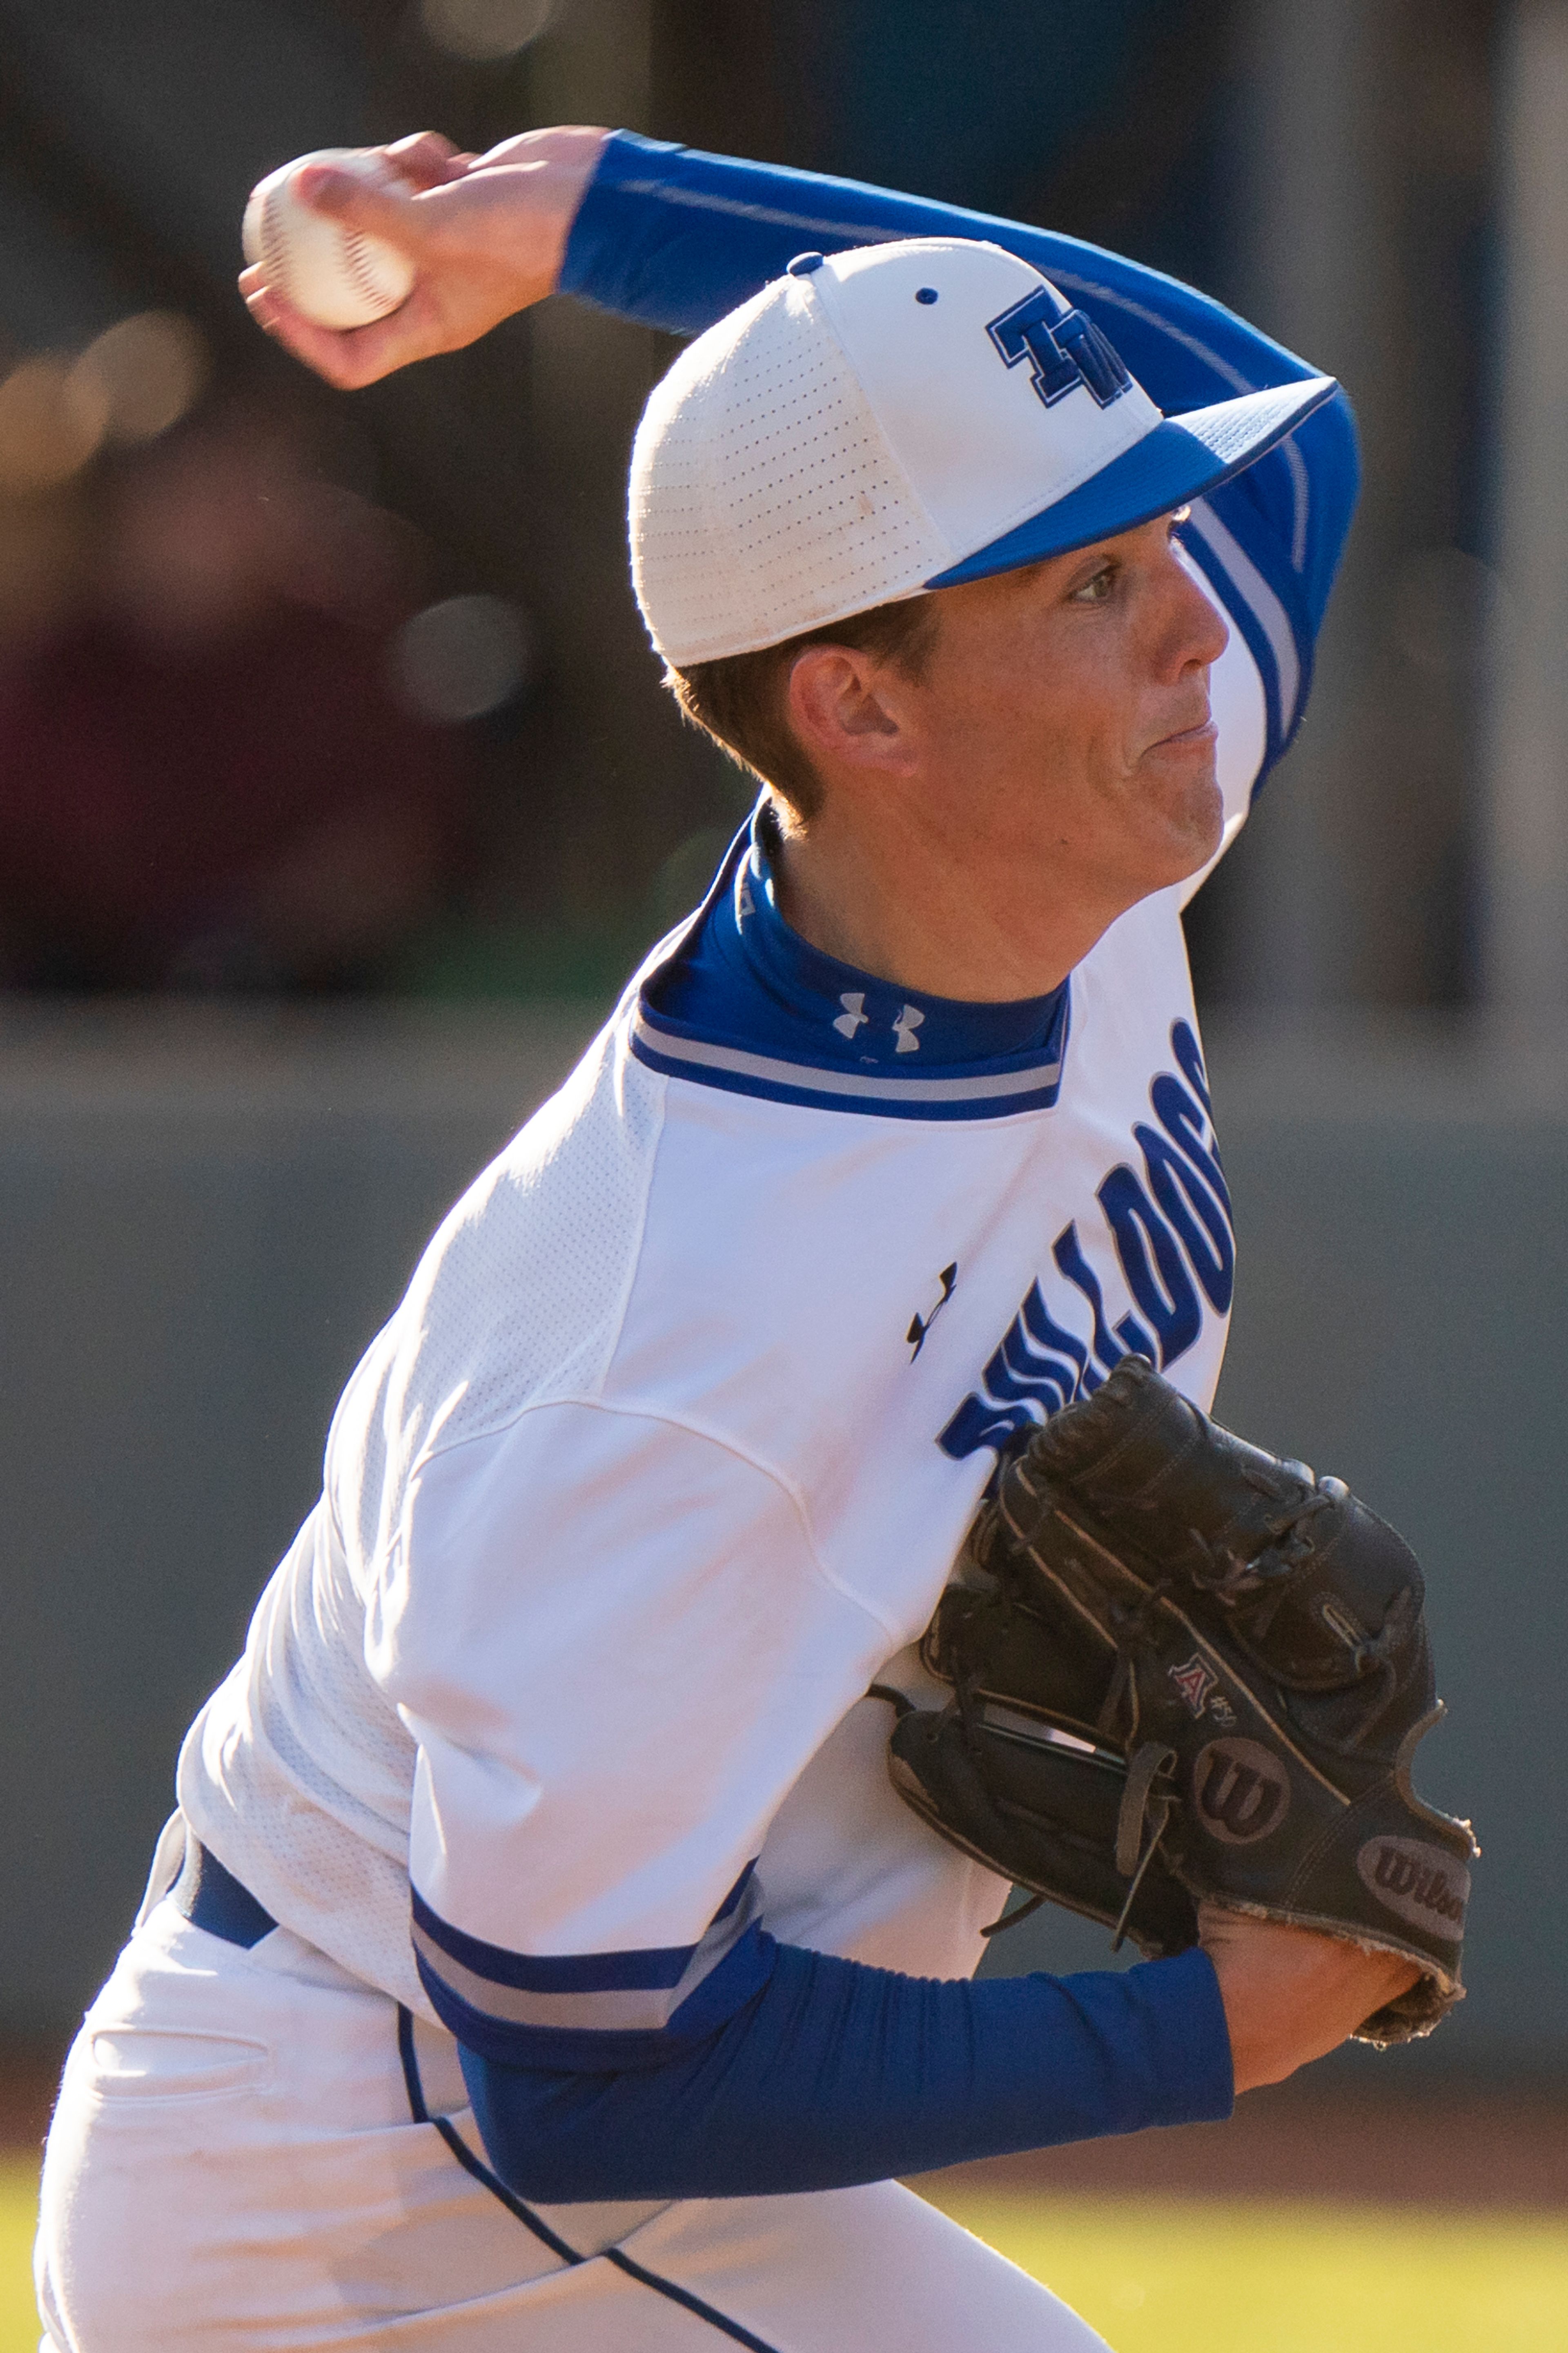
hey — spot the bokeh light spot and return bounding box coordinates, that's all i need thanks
[0,357,106,492]
[418,0,555,63]
[71,312,209,446]
[392,593,535,721]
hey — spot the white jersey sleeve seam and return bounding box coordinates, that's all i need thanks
[594,1047,671,1396]
[407,1391,902,1646]
[380,1043,672,1483]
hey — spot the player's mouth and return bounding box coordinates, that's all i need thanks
[1147,715,1217,754]
[1142,710,1222,767]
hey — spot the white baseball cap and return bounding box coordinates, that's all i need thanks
[629,236,1334,668]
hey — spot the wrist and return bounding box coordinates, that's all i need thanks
[470,125,610,295]
[1200,1903,1421,2092]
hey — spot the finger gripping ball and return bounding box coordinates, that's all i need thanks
[243,149,415,330]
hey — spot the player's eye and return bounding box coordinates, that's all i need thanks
[1068,562,1116,605]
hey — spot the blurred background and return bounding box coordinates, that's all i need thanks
[0,0,1530,1004]
[0,7,1566,2337]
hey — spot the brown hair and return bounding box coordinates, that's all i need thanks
[665,593,941,820]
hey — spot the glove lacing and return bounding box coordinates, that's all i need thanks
[1109,1738,1178,1950]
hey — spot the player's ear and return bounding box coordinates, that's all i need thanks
[784,643,920,777]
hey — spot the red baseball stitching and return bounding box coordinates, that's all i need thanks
[264,176,405,319]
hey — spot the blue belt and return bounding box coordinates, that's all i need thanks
[170,1837,278,1949]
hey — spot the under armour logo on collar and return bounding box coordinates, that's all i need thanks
[833,994,924,1050]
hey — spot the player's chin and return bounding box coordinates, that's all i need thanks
[1136,758,1224,881]
[1140,718,1219,787]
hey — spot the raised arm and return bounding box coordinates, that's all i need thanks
[243,127,1354,778]
[560,134,1355,769]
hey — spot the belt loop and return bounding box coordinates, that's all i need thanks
[135,1811,189,1931]
[169,1839,279,1949]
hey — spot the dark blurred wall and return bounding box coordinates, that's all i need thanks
[0,1,1510,1010]
[653,0,1232,254]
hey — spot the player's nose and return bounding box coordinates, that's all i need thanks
[1156,540,1229,677]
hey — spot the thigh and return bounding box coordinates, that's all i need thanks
[35,1905,662,2351]
[36,1905,1105,2353]
[614,2179,1111,2353]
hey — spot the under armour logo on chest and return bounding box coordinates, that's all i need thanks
[987,287,1133,412]
[833,991,868,1039]
[892,1004,924,1054]
[908,1262,959,1359]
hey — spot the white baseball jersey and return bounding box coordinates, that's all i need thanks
[176,574,1261,2050]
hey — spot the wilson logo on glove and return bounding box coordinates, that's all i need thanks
[1356,1837,1470,1933]
[1192,1737,1292,1845]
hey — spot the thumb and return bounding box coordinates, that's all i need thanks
[292,162,423,254]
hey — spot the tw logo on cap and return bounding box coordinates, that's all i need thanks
[987,287,1133,413]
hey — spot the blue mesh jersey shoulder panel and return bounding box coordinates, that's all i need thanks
[462,1940,1233,2202]
[562,129,1359,783]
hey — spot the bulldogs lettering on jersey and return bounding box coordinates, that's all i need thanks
[939,1019,1232,1459]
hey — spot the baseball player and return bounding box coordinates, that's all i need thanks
[36,127,1416,2352]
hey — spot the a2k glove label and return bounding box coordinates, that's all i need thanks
[1356,1836,1469,1935]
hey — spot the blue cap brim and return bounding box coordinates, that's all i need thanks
[924,375,1337,590]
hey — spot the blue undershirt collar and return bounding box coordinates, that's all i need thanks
[633,807,1069,1121]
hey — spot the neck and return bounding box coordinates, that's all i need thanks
[766,792,1128,1004]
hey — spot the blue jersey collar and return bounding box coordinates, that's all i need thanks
[634,810,1069,1121]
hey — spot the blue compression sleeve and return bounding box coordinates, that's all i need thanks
[560,132,1359,767]
[461,1938,1232,2202]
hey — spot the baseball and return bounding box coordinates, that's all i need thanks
[242,148,416,330]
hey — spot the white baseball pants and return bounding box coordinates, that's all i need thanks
[35,1898,1110,2352]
